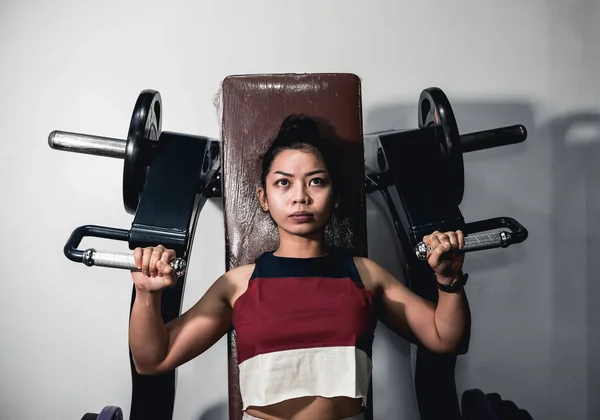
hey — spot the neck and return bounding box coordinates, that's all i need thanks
[274,229,329,258]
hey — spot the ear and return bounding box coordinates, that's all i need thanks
[258,187,269,212]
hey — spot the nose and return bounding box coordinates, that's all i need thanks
[292,184,309,204]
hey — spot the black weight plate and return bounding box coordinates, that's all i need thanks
[97,405,123,420]
[461,389,499,420]
[501,400,522,420]
[418,87,464,206]
[519,409,534,420]
[123,90,162,214]
[486,393,504,417]
[81,414,98,420]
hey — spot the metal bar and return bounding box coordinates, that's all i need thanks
[48,130,127,158]
[463,232,503,251]
[460,124,527,153]
[83,249,186,277]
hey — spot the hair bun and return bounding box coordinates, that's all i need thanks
[278,114,320,140]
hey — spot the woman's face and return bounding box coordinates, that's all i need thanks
[259,148,337,238]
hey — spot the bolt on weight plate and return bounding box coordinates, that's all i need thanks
[418,87,465,206]
[123,90,162,214]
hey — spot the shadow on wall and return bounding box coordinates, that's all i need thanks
[546,113,600,420]
[196,402,228,420]
[366,192,420,419]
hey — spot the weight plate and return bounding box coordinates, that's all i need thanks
[418,87,464,206]
[486,392,504,417]
[461,389,499,420]
[97,405,123,420]
[123,90,162,214]
[81,414,98,420]
[501,400,522,420]
[519,409,534,420]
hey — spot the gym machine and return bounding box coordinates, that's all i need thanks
[49,74,529,420]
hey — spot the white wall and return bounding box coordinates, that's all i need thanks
[1,0,598,419]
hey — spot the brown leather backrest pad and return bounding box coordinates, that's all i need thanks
[220,73,367,419]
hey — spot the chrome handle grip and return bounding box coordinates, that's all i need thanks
[64,225,187,277]
[415,231,508,260]
[82,248,187,277]
[415,217,527,260]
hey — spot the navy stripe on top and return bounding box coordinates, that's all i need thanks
[251,249,364,285]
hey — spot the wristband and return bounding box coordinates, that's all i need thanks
[436,271,468,293]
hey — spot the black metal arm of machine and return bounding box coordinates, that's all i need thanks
[48,90,221,420]
[362,87,529,420]
[363,88,529,269]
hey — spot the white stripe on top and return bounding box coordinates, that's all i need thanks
[238,346,372,410]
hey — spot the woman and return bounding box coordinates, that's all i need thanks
[129,115,471,420]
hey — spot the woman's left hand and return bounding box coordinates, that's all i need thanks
[423,230,465,282]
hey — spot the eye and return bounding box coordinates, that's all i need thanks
[310,177,325,186]
[275,178,290,187]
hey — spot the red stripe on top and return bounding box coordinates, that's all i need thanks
[232,276,378,364]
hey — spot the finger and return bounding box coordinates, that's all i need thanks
[142,247,153,277]
[161,249,176,264]
[158,262,173,277]
[435,232,452,251]
[133,247,143,269]
[435,242,448,256]
[424,233,441,258]
[456,230,465,249]
[162,274,174,287]
[156,248,174,276]
[425,236,443,266]
[425,232,441,247]
[149,246,164,277]
[445,231,459,249]
[159,264,175,281]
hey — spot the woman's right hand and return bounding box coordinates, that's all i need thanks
[131,245,178,292]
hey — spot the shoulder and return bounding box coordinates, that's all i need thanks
[351,256,387,275]
[219,264,256,307]
[351,256,386,292]
[351,256,372,273]
[210,264,255,303]
[226,263,256,277]
[222,264,256,286]
[352,256,405,293]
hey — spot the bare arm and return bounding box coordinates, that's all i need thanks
[355,257,471,355]
[129,265,252,375]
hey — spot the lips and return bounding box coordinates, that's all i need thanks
[289,211,314,223]
[291,211,312,216]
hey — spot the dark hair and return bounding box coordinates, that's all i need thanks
[259,114,341,196]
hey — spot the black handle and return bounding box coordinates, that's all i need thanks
[463,216,528,245]
[63,224,187,277]
[64,225,130,262]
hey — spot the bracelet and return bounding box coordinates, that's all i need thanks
[436,271,469,293]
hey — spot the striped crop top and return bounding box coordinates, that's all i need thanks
[232,249,379,410]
